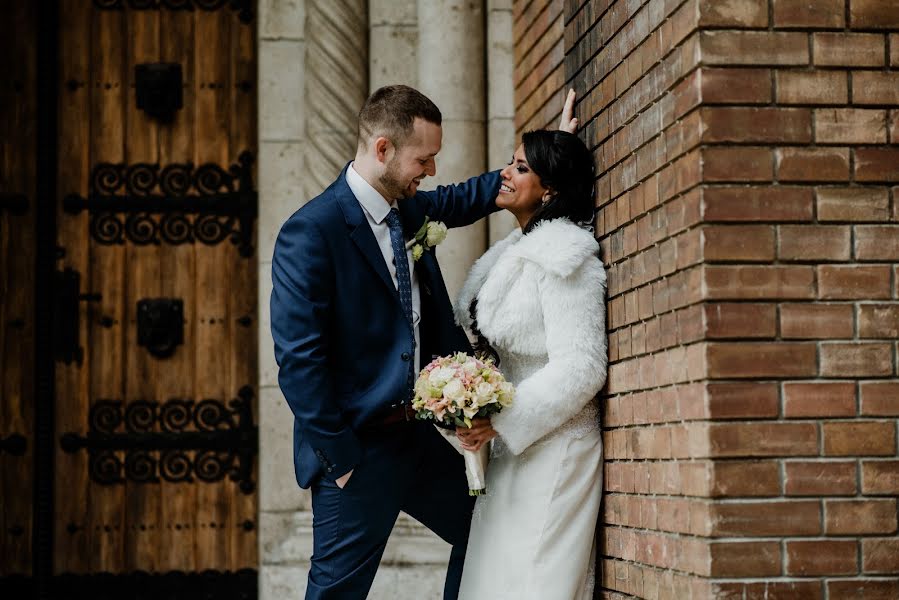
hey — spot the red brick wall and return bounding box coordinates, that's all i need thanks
[514,1,899,598]
[514,0,566,132]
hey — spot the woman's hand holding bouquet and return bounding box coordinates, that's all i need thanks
[411,352,514,495]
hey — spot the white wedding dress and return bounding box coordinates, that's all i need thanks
[453,220,608,600]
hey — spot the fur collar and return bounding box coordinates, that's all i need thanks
[506,219,600,278]
[454,218,600,328]
[454,228,522,329]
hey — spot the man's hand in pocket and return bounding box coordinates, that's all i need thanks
[336,470,353,489]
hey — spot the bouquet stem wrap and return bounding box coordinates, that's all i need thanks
[411,352,515,497]
[463,445,490,496]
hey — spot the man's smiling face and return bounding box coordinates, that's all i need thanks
[379,118,441,199]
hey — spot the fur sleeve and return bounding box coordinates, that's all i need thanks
[490,258,608,455]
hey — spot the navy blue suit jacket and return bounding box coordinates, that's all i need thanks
[271,164,502,489]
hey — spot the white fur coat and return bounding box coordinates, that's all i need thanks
[454,218,608,455]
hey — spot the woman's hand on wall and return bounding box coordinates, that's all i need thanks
[558,88,578,133]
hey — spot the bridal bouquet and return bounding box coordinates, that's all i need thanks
[412,352,514,495]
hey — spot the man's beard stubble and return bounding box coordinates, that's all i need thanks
[378,157,414,200]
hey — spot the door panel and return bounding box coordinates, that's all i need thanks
[122,7,162,574]
[229,15,258,570]
[54,0,92,576]
[193,7,236,571]
[0,0,37,578]
[87,5,128,575]
[54,0,257,581]
[155,5,198,575]
[0,1,258,589]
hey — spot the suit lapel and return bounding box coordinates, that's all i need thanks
[334,164,399,299]
[334,165,436,309]
[414,244,436,299]
[413,238,438,368]
[398,200,425,239]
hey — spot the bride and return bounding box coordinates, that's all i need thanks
[453,121,608,599]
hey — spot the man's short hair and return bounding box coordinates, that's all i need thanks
[357,85,442,149]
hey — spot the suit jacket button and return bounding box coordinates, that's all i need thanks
[401,352,411,361]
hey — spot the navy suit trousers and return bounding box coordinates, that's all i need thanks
[305,422,474,600]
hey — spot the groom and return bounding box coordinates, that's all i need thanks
[270,85,502,599]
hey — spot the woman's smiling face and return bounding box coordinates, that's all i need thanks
[496,144,548,225]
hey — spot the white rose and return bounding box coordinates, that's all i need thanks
[462,400,480,419]
[414,376,431,399]
[461,361,478,376]
[429,367,455,387]
[497,382,515,407]
[426,221,448,246]
[475,382,496,404]
[411,243,424,261]
[442,379,465,401]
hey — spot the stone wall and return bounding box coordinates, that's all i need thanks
[257,1,310,595]
[518,0,899,597]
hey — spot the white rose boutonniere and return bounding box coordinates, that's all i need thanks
[426,220,448,246]
[405,216,447,261]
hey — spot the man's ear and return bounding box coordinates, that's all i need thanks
[374,136,392,163]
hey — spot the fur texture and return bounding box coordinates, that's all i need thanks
[455,219,608,454]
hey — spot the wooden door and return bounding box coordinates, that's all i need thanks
[0,0,37,580]
[51,0,258,593]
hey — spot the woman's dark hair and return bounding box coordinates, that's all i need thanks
[469,297,500,366]
[520,129,596,235]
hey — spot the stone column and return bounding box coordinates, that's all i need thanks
[486,0,518,245]
[258,0,310,598]
[304,0,368,195]
[416,0,487,302]
[369,0,418,89]
[259,2,369,598]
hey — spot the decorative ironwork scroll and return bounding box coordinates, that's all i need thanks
[93,0,254,24]
[60,386,257,494]
[64,151,257,258]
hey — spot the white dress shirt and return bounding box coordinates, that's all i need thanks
[346,163,421,370]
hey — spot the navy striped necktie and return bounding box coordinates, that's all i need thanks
[384,208,414,329]
[385,208,416,397]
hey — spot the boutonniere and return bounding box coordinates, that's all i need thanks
[405,216,448,261]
